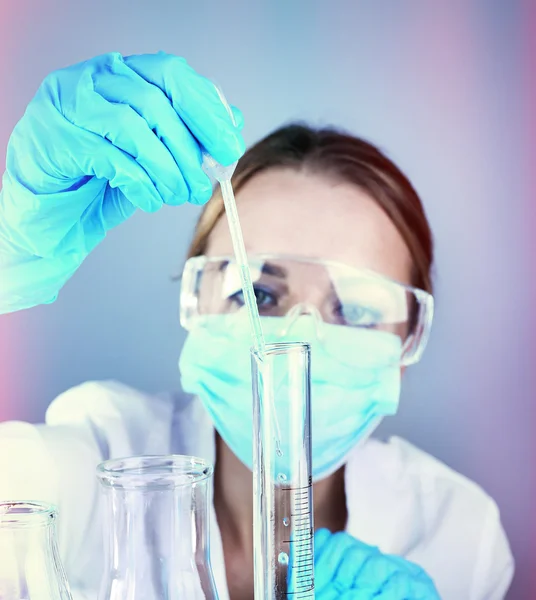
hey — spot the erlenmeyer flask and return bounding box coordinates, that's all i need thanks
[97,455,218,600]
[0,501,73,600]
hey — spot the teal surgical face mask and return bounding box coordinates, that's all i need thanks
[179,315,402,481]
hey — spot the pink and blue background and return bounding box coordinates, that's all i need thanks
[0,1,534,596]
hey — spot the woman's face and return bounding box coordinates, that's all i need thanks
[205,168,412,286]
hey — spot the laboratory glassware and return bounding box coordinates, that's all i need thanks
[200,84,265,354]
[96,455,218,600]
[252,341,315,599]
[0,501,73,600]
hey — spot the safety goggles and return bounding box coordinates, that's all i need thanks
[180,254,434,367]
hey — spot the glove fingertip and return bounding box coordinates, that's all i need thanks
[192,185,213,205]
[126,189,162,213]
[231,106,245,131]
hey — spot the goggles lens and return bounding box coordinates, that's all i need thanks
[180,255,433,366]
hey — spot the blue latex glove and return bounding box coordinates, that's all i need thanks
[0,52,245,314]
[314,529,441,599]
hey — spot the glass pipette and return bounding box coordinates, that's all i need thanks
[201,154,265,353]
[201,85,264,351]
[201,86,282,447]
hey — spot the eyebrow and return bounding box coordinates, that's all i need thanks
[260,262,287,278]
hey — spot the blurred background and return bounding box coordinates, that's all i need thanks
[0,0,534,596]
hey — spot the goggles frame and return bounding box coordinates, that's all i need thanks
[179,254,434,366]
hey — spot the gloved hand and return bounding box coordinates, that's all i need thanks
[0,52,244,314]
[314,529,441,599]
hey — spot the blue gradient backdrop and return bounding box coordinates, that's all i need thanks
[0,1,534,597]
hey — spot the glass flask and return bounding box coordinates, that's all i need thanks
[251,342,315,599]
[0,501,73,600]
[96,455,218,600]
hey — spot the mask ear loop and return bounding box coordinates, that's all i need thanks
[400,333,416,366]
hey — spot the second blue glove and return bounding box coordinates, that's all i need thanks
[313,529,441,599]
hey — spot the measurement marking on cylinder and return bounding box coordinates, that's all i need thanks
[280,484,313,598]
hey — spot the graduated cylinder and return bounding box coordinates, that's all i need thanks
[251,341,315,600]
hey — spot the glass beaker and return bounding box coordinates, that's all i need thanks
[0,501,73,600]
[96,455,218,600]
[252,342,315,599]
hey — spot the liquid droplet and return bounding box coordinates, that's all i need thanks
[277,473,287,482]
[283,517,290,527]
[278,552,289,565]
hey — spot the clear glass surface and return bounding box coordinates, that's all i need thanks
[0,501,73,600]
[96,455,218,600]
[252,342,315,599]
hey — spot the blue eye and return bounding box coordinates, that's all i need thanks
[335,303,382,328]
[229,286,278,309]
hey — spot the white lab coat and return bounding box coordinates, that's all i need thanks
[0,380,514,600]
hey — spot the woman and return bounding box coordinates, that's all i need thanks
[0,52,513,599]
